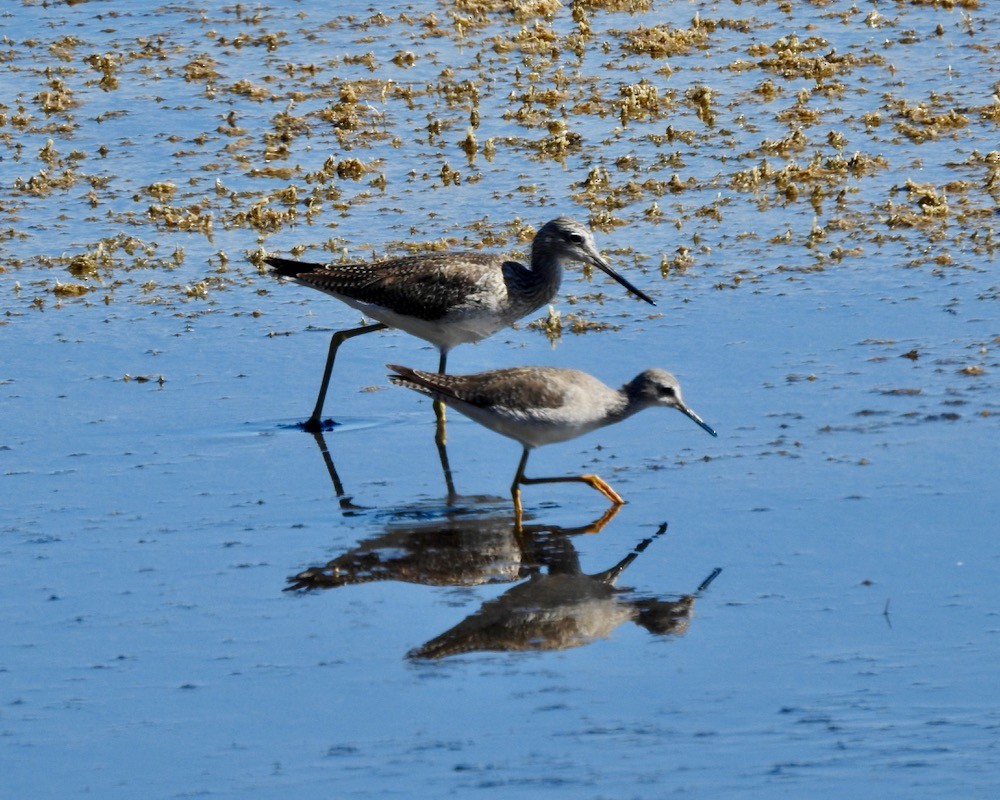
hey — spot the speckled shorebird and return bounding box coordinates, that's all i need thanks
[266,218,655,432]
[387,364,717,518]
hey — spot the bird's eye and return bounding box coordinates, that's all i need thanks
[568,233,585,244]
[660,386,675,397]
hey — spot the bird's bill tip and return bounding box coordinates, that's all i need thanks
[592,256,657,305]
[679,405,717,437]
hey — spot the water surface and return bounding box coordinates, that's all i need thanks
[1,1,998,797]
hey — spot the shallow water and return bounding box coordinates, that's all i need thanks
[2,1,998,797]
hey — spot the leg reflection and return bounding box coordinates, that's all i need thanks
[435,435,458,502]
[309,429,366,512]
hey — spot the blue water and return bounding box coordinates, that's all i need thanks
[2,1,998,797]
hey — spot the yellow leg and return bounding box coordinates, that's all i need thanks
[434,399,447,445]
[579,474,625,506]
[511,448,531,523]
[433,350,448,445]
[512,485,524,528]
[511,447,626,514]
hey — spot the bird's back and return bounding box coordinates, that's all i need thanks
[267,252,506,320]
[388,365,625,446]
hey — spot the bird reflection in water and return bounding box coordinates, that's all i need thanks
[407,524,722,659]
[285,501,621,591]
[289,429,621,591]
[289,433,718,660]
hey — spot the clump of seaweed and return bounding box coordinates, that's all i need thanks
[620,23,709,59]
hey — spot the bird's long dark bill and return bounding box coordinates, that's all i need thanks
[593,256,656,306]
[679,404,717,437]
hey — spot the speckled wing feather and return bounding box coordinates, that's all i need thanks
[387,364,567,411]
[266,253,502,321]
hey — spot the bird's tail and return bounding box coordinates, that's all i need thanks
[264,255,325,278]
[387,363,437,397]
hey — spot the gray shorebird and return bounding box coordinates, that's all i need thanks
[387,364,717,518]
[266,218,655,432]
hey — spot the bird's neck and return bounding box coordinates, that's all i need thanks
[610,382,653,423]
[603,390,636,424]
[510,251,564,312]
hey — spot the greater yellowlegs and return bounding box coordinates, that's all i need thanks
[387,364,717,518]
[266,218,655,432]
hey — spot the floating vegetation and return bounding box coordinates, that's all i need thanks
[51,282,90,297]
[685,86,716,127]
[34,79,77,113]
[620,23,709,59]
[660,247,695,275]
[888,96,970,143]
[184,55,220,82]
[0,0,995,321]
[142,182,178,202]
[528,304,616,343]
[148,204,214,234]
[616,80,670,126]
[902,179,950,216]
[229,197,296,233]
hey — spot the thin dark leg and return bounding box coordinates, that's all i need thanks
[434,350,448,445]
[303,322,388,432]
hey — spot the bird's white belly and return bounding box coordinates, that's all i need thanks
[333,296,509,351]
[457,403,610,448]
